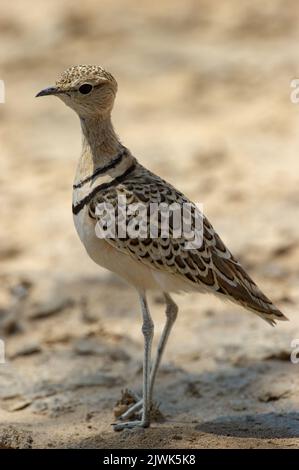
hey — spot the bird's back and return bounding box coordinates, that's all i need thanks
[88,161,287,326]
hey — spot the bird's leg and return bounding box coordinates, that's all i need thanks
[119,293,178,421]
[140,293,154,426]
[149,293,178,398]
[113,292,154,430]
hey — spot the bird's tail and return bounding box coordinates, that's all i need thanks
[212,253,288,326]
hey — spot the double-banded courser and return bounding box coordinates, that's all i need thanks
[37,65,287,430]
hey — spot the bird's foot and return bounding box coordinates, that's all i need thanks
[113,389,165,429]
[119,402,164,421]
[119,399,143,420]
[112,419,149,432]
[114,389,142,420]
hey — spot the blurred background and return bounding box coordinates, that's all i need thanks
[0,0,299,449]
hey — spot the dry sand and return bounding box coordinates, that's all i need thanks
[0,0,299,448]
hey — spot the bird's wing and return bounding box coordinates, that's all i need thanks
[89,164,287,325]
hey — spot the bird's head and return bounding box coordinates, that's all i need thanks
[36,65,118,119]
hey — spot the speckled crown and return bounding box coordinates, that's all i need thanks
[55,65,118,90]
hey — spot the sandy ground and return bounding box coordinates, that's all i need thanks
[1,0,299,449]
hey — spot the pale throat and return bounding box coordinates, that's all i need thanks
[76,114,123,181]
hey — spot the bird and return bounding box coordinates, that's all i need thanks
[36,64,288,431]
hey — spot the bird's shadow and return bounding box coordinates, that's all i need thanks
[196,411,299,439]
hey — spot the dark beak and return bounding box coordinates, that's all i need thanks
[36,86,61,98]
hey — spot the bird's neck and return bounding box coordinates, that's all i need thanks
[76,114,125,182]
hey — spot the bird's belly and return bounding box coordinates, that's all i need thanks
[73,208,114,268]
[73,207,158,290]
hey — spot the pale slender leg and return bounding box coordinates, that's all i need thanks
[113,292,154,430]
[120,293,178,421]
[149,293,178,398]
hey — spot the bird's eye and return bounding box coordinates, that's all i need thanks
[78,83,93,95]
